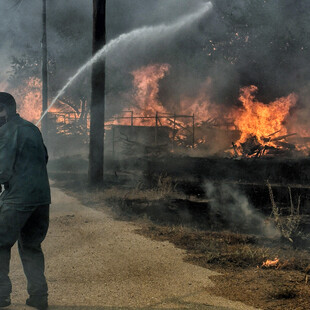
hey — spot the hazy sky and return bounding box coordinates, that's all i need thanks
[0,0,207,84]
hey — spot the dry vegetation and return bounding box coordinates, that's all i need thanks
[136,224,310,310]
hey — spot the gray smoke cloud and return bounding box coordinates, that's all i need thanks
[205,182,280,238]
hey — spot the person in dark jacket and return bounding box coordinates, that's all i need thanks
[0,92,50,310]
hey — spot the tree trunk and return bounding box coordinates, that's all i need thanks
[41,0,48,140]
[88,0,106,187]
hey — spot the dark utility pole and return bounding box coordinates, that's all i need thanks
[88,0,106,187]
[41,0,48,139]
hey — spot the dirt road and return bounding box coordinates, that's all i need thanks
[8,186,259,310]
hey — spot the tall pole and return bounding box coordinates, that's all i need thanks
[192,114,195,148]
[155,112,158,145]
[41,0,48,139]
[88,0,106,187]
[173,113,176,151]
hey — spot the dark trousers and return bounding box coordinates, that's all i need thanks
[0,204,49,297]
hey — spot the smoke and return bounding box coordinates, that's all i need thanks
[205,182,280,238]
[0,0,310,139]
[0,0,210,92]
[103,0,310,128]
[37,2,213,124]
[0,0,92,98]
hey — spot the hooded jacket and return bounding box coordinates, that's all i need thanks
[0,114,51,209]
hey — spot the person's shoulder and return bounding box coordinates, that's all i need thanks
[16,115,39,130]
[0,115,20,136]
[0,115,41,139]
[14,116,42,137]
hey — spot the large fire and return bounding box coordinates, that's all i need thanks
[230,86,300,156]
[6,61,310,156]
[107,64,171,127]
[111,63,214,129]
[107,63,310,154]
[132,63,170,123]
[10,77,85,127]
[108,63,219,148]
[233,86,298,145]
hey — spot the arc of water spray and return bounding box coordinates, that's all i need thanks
[36,2,213,126]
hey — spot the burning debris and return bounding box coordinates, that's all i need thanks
[260,258,296,271]
[233,132,298,158]
[229,85,307,158]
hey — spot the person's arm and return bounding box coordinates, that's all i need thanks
[44,144,49,164]
[0,128,18,184]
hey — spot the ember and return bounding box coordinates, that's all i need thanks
[262,258,280,268]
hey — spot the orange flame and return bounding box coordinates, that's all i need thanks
[11,65,310,156]
[262,257,280,268]
[131,63,170,125]
[11,77,83,127]
[107,64,171,127]
[11,77,43,123]
[110,64,214,130]
[233,86,297,145]
[107,63,218,148]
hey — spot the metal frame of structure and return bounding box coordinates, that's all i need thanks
[110,111,195,157]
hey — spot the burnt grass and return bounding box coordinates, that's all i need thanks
[49,155,310,310]
[136,224,310,310]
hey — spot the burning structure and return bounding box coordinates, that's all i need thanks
[8,61,310,160]
[101,63,310,160]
